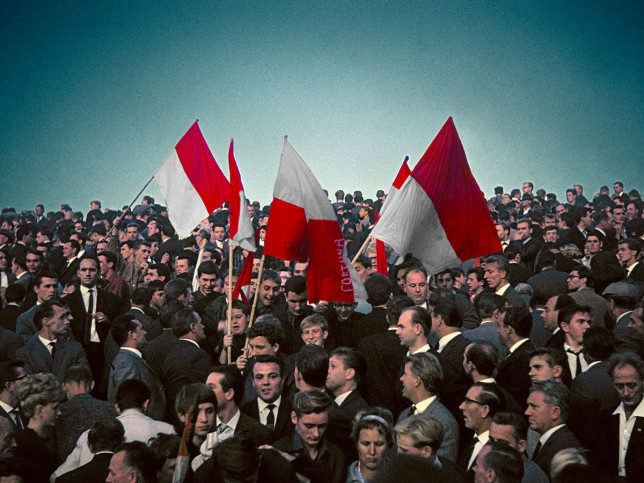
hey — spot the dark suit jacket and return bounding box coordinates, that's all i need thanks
[502,287,528,308]
[162,339,212,413]
[273,433,346,483]
[108,348,166,420]
[235,411,272,446]
[508,263,531,287]
[532,425,581,476]
[570,360,620,412]
[436,334,471,420]
[0,304,22,332]
[242,397,294,443]
[0,326,24,362]
[326,390,369,462]
[58,257,81,286]
[526,270,570,300]
[66,287,123,345]
[496,339,535,410]
[529,310,552,348]
[15,334,90,382]
[565,227,587,254]
[359,329,407,416]
[591,251,624,294]
[141,329,177,379]
[55,451,113,483]
[628,263,644,283]
[55,393,117,463]
[601,410,644,482]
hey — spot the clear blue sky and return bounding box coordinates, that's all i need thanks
[1,1,642,214]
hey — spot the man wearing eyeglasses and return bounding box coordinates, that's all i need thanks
[0,360,27,430]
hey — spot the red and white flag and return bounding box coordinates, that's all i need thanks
[154,121,230,238]
[371,117,501,273]
[228,139,256,252]
[264,138,366,303]
[379,156,411,216]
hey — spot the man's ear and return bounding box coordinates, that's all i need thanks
[291,411,298,425]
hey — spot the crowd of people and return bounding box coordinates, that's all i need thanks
[0,179,643,482]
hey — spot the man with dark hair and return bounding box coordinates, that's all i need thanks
[556,303,591,379]
[107,314,165,420]
[618,238,644,283]
[472,440,524,483]
[241,354,294,442]
[162,309,212,417]
[277,275,313,355]
[201,365,270,458]
[107,441,159,483]
[359,295,414,415]
[570,327,619,412]
[54,379,175,480]
[192,260,222,316]
[325,347,368,460]
[429,300,471,420]
[15,269,58,340]
[59,239,81,285]
[16,299,90,381]
[141,300,181,379]
[66,256,123,389]
[273,390,345,483]
[294,344,329,391]
[56,365,117,463]
[497,305,535,410]
[57,418,125,483]
[468,293,509,360]
[162,277,192,307]
[354,273,391,343]
[526,381,581,475]
[510,219,542,272]
[98,250,129,306]
[568,265,612,328]
[489,412,548,483]
[396,305,432,355]
[0,283,25,332]
[0,360,27,430]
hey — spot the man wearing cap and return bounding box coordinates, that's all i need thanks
[604,282,640,329]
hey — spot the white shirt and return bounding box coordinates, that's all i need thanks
[508,338,529,355]
[408,343,431,356]
[468,430,490,469]
[613,397,644,476]
[80,286,100,342]
[538,424,565,447]
[437,332,461,353]
[194,409,243,471]
[259,396,281,426]
[563,343,588,378]
[626,261,640,277]
[334,390,353,407]
[412,395,437,415]
[179,338,201,349]
[38,335,56,355]
[496,283,511,296]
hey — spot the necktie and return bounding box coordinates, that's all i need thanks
[10,409,23,430]
[409,405,417,416]
[266,404,276,430]
[84,289,95,345]
[217,423,229,435]
[49,341,56,360]
[460,436,479,470]
[567,349,583,377]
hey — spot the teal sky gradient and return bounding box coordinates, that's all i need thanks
[1,1,642,213]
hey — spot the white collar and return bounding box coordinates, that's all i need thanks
[258,395,281,413]
[179,338,201,348]
[613,397,644,420]
[216,408,241,430]
[539,424,566,445]
[121,347,143,358]
[508,338,529,354]
[496,283,511,296]
[437,332,461,353]
[334,390,353,406]
[408,343,430,356]
[413,395,437,414]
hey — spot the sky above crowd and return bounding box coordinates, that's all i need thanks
[1,1,642,214]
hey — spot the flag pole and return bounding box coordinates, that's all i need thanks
[351,235,373,264]
[226,245,233,364]
[102,176,154,243]
[244,253,265,353]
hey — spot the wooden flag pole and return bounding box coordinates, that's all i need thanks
[351,235,373,264]
[226,244,233,364]
[244,253,266,353]
[101,176,154,243]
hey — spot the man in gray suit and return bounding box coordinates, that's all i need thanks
[15,270,58,341]
[398,352,459,462]
[107,314,166,420]
[467,293,509,361]
[16,299,90,381]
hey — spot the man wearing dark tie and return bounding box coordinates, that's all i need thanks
[0,360,27,430]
